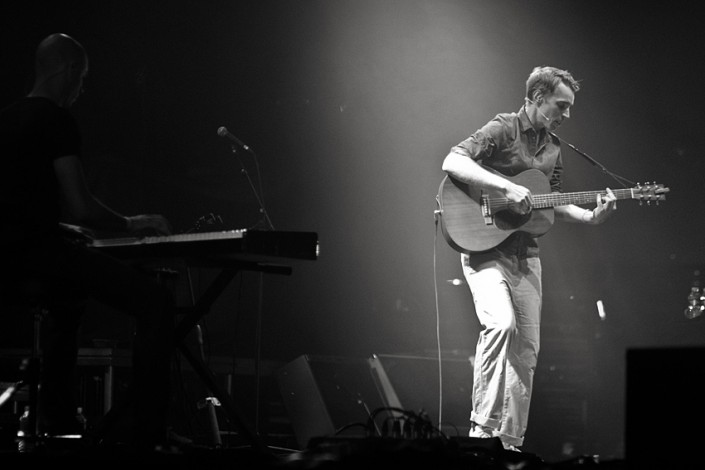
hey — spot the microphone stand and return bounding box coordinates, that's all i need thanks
[227,142,273,438]
[550,132,635,188]
[229,144,275,231]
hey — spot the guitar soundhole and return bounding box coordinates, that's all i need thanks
[494,210,531,230]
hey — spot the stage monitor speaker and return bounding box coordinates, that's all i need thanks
[276,354,390,449]
[370,353,473,437]
[626,346,705,468]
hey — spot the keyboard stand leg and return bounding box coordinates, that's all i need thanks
[174,268,240,344]
[173,262,291,453]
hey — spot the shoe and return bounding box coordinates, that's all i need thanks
[40,415,85,438]
[167,427,194,447]
[468,422,493,438]
[502,442,521,452]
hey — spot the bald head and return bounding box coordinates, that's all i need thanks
[35,33,87,77]
[31,33,88,107]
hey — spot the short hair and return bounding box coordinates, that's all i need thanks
[525,66,580,101]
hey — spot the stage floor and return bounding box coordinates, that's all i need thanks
[0,436,630,470]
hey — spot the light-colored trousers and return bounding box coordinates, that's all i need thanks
[461,251,542,448]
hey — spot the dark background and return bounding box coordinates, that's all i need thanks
[2,0,703,461]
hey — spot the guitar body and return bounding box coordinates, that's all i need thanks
[438,169,555,253]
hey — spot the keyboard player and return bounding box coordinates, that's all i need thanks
[0,33,176,452]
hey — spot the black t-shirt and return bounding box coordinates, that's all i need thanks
[0,96,81,246]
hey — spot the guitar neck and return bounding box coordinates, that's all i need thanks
[532,188,635,208]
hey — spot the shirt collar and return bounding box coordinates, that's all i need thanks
[519,105,545,138]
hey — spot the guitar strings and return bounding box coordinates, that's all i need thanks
[486,185,663,210]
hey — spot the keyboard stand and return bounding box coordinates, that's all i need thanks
[85,228,317,452]
[94,259,293,455]
[174,260,292,453]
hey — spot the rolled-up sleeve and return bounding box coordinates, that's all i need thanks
[452,131,490,160]
[451,118,506,163]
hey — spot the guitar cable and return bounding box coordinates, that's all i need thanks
[432,194,444,432]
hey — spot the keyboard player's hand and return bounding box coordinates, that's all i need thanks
[126,214,173,236]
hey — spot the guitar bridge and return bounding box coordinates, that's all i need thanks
[480,193,493,225]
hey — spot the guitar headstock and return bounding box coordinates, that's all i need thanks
[632,182,669,205]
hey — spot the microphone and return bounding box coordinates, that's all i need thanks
[217,126,251,152]
[537,107,551,123]
[526,98,551,123]
[534,100,551,122]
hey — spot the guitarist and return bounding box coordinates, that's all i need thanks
[441,66,617,452]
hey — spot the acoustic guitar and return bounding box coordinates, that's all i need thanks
[437,168,668,253]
